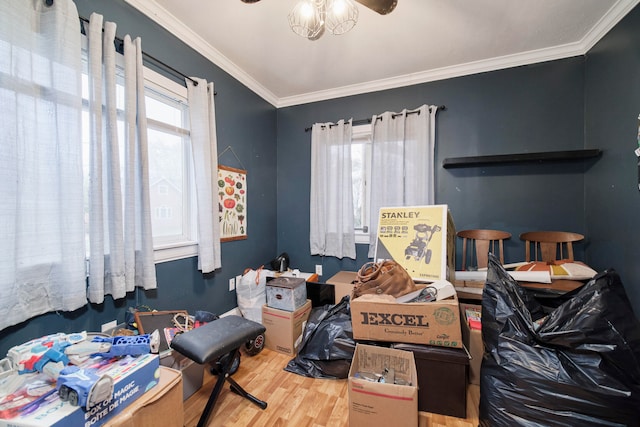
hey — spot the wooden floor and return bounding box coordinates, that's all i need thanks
[183,348,480,427]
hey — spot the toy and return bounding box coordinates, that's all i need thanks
[55,331,159,409]
[65,330,160,363]
[4,330,160,411]
[91,331,160,358]
[8,332,86,376]
[55,366,114,409]
[0,376,56,419]
[0,358,16,380]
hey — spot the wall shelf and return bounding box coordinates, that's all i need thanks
[442,149,601,168]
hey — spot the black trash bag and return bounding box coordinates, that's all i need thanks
[480,253,640,427]
[194,310,219,323]
[284,295,355,379]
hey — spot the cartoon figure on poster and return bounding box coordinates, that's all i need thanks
[374,205,450,281]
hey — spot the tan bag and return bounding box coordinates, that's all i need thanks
[353,260,418,298]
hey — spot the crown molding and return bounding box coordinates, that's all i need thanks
[124,0,279,107]
[278,0,640,107]
[277,42,586,107]
[581,0,640,51]
[125,0,639,109]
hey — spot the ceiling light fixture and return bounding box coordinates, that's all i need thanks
[288,0,359,41]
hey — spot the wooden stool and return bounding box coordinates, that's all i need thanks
[170,315,267,427]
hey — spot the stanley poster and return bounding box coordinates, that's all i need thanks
[374,205,455,282]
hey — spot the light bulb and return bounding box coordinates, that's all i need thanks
[325,0,358,35]
[300,1,314,19]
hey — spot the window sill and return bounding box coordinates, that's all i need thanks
[154,242,198,263]
[355,232,369,245]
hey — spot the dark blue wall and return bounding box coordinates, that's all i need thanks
[0,0,278,356]
[584,5,640,316]
[276,5,640,317]
[3,2,640,356]
[277,58,589,279]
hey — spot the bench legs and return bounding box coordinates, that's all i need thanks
[227,376,268,410]
[168,315,268,427]
[197,347,267,427]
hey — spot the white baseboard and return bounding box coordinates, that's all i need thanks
[220,307,241,317]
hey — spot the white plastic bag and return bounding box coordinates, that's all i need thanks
[236,267,268,323]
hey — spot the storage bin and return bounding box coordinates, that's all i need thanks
[266,277,307,311]
[160,351,204,400]
[305,281,335,307]
[392,342,469,418]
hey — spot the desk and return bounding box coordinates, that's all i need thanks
[455,279,585,301]
[454,281,484,301]
[520,279,585,292]
[277,271,318,282]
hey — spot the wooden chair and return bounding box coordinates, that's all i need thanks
[457,229,512,270]
[519,231,584,262]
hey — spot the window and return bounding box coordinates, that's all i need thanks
[81,43,198,263]
[351,124,372,244]
[143,71,198,261]
[155,206,173,219]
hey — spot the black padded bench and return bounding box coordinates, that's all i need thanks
[170,315,267,427]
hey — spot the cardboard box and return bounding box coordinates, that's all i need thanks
[350,290,463,348]
[0,354,160,427]
[326,271,358,304]
[393,343,469,418]
[459,302,483,385]
[266,277,307,311]
[105,366,183,427]
[348,344,418,427]
[374,205,456,282]
[160,351,203,400]
[262,300,312,355]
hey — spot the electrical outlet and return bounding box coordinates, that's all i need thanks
[315,264,323,276]
[235,275,242,287]
[101,319,117,333]
[229,277,236,291]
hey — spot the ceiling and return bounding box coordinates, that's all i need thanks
[124,0,639,108]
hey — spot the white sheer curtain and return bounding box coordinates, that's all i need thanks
[368,105,438,257]
[310,120,357,259]
[0,0,86,329]
[86,13,156,303]
[187,78,221,273]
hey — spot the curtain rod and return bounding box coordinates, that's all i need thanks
[79,16,205,90]
[304,105,446,132]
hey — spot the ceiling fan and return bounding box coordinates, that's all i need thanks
[240,0,398,16]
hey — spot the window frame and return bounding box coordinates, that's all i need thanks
[142,67,199,263]
[80,34,199,264]
[352,123,372,244]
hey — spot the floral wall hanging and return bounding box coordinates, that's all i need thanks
[218,165,247,241]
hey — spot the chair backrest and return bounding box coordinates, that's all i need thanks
[519,231,584,262]
[457,229,512,270]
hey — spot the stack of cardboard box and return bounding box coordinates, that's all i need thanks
[348,344,419,427]
[262,277,312,356]
[347,205,470,425]
[262,300,312,356]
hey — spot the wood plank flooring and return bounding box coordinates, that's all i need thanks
[183,348,480,427]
